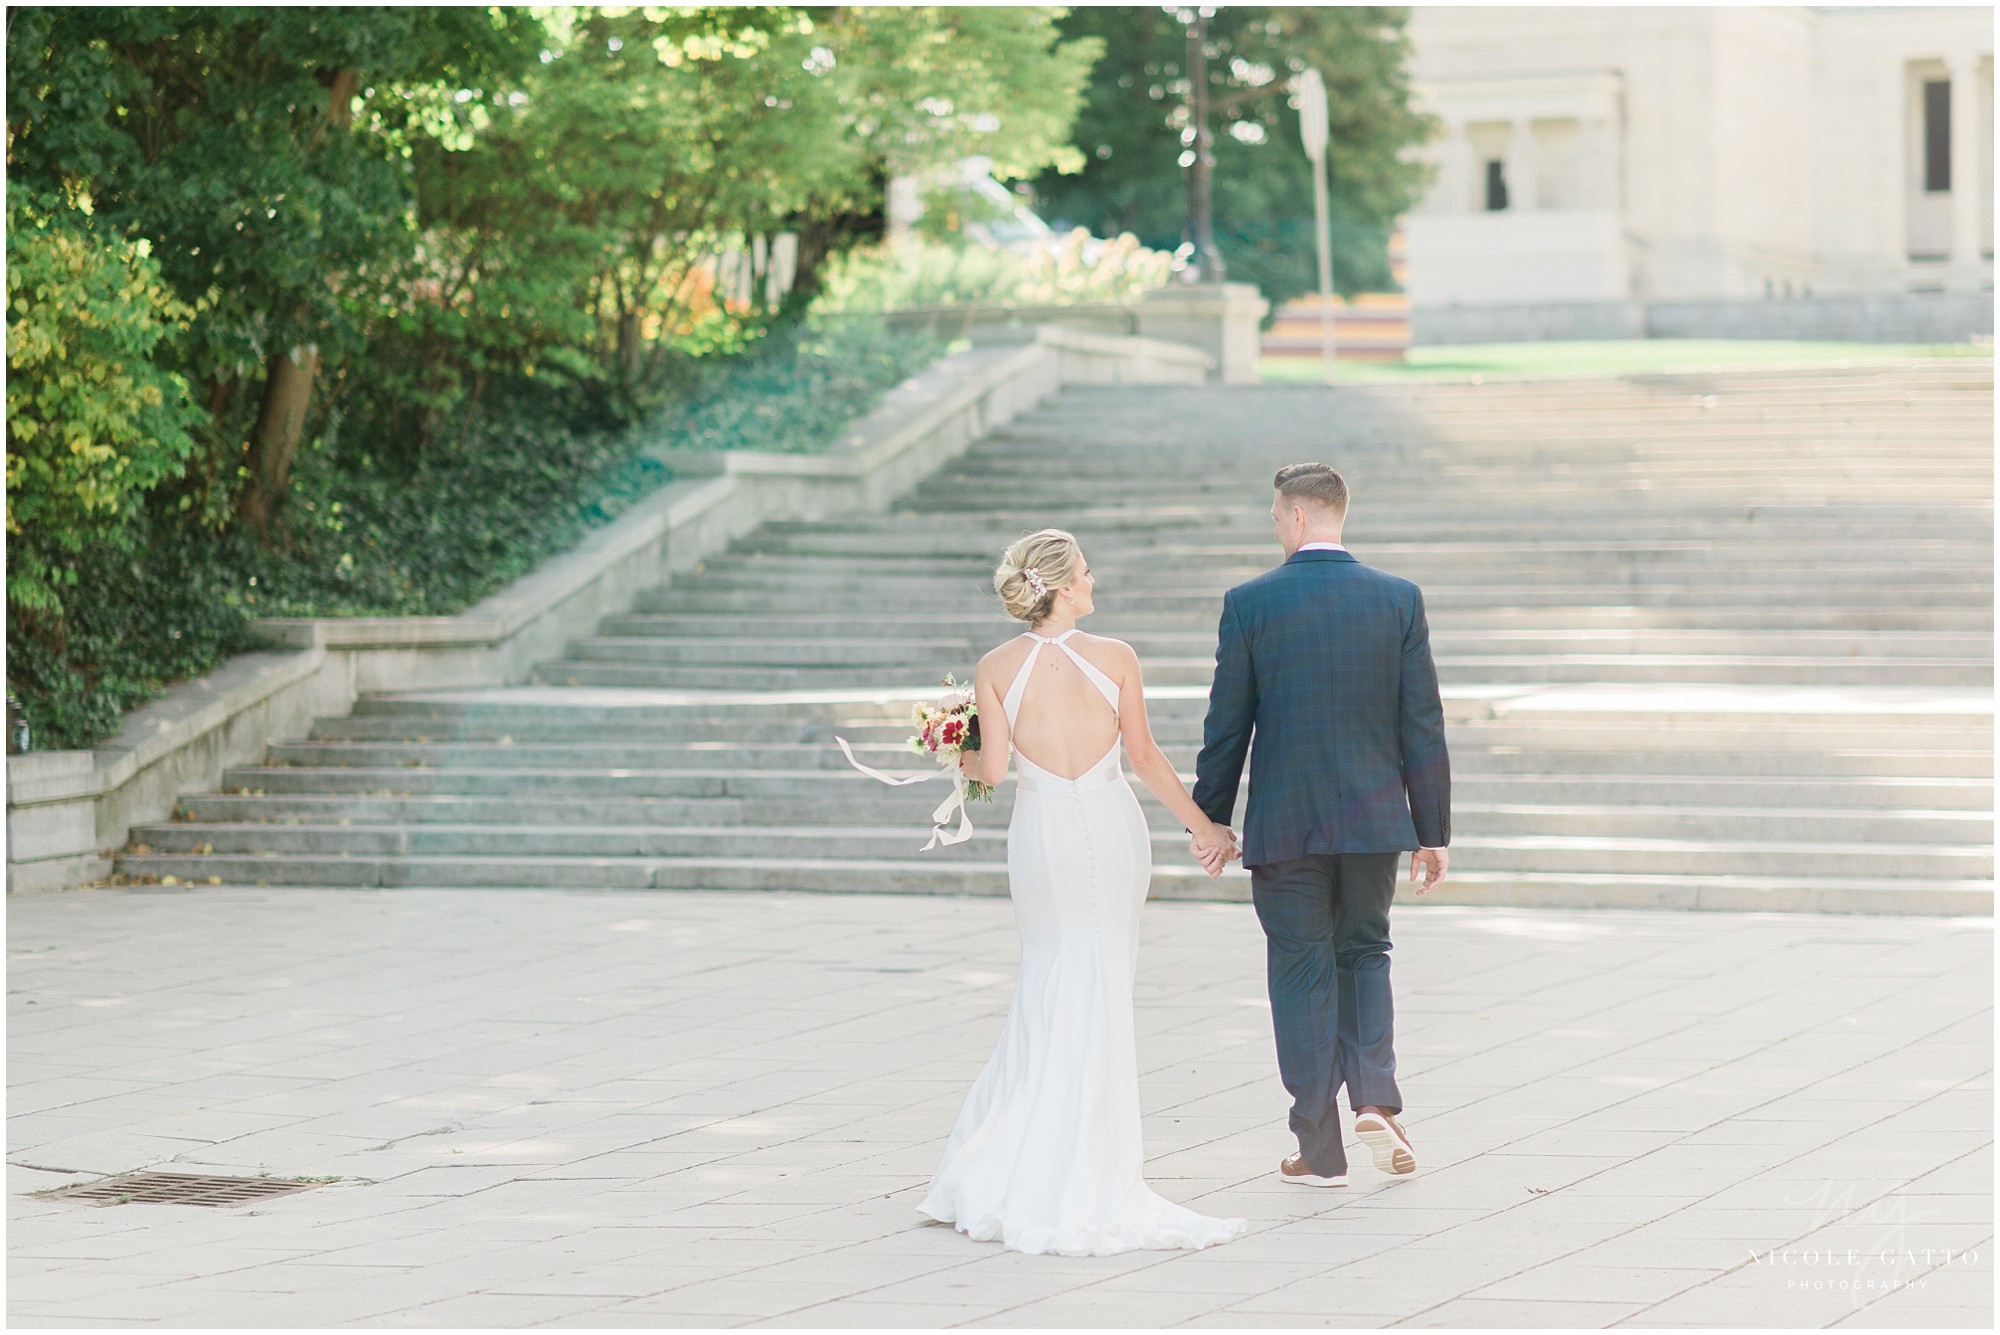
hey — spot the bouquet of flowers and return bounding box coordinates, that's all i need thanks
[910,675,995,803]
[836,674,994,850]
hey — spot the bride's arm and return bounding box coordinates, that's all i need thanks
[1111,641,1226,843]
[962,657,1011,788]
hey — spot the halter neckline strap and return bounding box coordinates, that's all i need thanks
[1002,628,1121,729]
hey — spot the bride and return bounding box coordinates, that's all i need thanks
[915,527,1250,1256]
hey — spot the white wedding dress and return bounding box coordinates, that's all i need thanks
[916,628,1249,1256]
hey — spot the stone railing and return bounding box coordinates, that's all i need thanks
[881,282,1268,384]
[7,325,1208,894]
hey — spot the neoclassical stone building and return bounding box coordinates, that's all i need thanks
[1405,5,1994,341]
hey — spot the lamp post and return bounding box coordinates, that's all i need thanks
[1296,67,1335,381]
[1173,5,1224,284]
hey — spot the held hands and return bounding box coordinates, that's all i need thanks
[1189,822,1239,879]
[1410,847,1449,895]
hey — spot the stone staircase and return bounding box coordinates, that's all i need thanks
[121,360,1995,913]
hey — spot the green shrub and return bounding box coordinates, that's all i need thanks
[5,502,273,750]
[637,318,951,455]
[5,189,207,616]
[9,314,950,750]
[813,229,1172,314]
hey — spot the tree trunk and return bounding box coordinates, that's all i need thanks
[237,338,319,538]
[236,67,358,539]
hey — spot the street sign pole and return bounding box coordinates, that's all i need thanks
[1297,69,1335,383]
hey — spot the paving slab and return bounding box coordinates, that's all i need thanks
[6,884,1992,1328]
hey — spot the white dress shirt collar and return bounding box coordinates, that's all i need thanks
[1296,540,1347,552]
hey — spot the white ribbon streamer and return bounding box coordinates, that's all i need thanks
[835,735,976,851]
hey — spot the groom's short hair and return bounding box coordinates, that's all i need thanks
[1274,463,1349,518]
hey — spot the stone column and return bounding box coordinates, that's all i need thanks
[1947,55,1985,288]
[1507,118,1539,211]
[1581,114,1619,212]
[1441,119,1469,213]
[1137,282,1270,383]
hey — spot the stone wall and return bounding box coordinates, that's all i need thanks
[1644,291,1995,342]
[1413,291,1993,344]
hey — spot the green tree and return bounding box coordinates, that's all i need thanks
[1,5,1099,749]
[1029,7,1435,306]
[392,5,1100,422]
[5,188,207,615]
[774,6,1102,308]
[5,6,548,536]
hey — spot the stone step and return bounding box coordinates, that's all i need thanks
[905,481,1996,507]
[282,724,2000,785]
[581,624,1997,662]
[945,431,1997,453]
[768,506,1999,531]
[960,434,1996,454]
[278,723,2000,795]
[121,826,1992,887]
[174,773,1995,826]
[926,474,1996,499]
[611,605,1996,634]
[850,518,1999,546]
[669,559,1996,591]
[533,654,1992,691]
[639,585,1994,615]
[769,499,2000,522]
[137,793,1989,854]
[719,529,1995,555]
[223,775,1994,829]
[978,410,1994,431]
[108,854,1994,916]
[600,611,1992,639]
[242,743,1992,797]
[228,740,1993,808]
[906,489,1995,513]
[731,535,1997,564]
[345,686,1993,752]
[561,637,1994,681]
[96,871,1998,918]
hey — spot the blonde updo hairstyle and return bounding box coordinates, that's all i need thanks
[995,528,1083,623]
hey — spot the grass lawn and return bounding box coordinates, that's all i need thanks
[1259,338,1993,383]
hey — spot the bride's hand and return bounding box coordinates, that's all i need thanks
[1189,820,1232,878]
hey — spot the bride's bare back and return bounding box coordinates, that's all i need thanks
[982,630,1123,781]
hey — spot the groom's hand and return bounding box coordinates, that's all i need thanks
[1190,826,1236,878]
[1410,847,1448,895]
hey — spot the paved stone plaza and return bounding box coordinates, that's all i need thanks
[7,885,1992,1328]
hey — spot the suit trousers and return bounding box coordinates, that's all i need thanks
[1249,851,1404,1177]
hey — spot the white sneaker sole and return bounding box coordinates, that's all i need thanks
[1354,1118,1417,1175]
[1280,1170,1349,1188]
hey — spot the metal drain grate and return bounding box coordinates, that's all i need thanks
[46,1172,331,1207]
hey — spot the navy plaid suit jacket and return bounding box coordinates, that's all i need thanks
[1191,548,1451,866]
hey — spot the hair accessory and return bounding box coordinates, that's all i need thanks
[1022,566,1048,598]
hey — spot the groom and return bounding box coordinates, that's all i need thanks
[1189,463,1451,1187]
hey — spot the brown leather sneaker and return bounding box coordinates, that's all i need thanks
[1353,1111,1417,1174]
[1279,1153,1348,1188]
